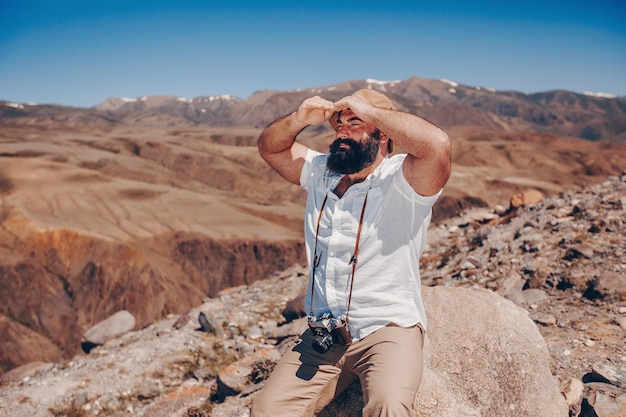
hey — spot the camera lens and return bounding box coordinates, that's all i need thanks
[312,330,334,353]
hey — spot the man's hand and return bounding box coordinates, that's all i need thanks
[295,96,336,125]
[333,94,375,120]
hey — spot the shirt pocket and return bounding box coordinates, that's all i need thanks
[347,187,383,238]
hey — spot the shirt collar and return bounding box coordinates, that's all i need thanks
[323,155,388,195]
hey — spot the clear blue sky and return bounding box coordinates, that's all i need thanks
[1,0,625,107]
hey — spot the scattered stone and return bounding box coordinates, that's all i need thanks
[563,245,594,260]
[583,382,626,417]
[71,392,89,408]
[591,364,626,387]
[244,325,263,340]
[215,347,280,400]
[0,361,50,386]
[592,391,626,417]
[586,272,626,301]
[265,317,307,340]
[562,378,584,410]
[510,189,545,209]
[173,310,192,329]
[585,339,596,347]
[522,288,548,305]
[137,379,162,400]
[282,292,306,322]
[82,310,136,353]
[143,385,212,417]
[462,255,482,269]
[497,273,525,305]
[198,311,223,336]
[534,313,557,327]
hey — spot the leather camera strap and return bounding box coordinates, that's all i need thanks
[309,192,368,324]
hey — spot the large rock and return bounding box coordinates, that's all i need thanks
[417,286,568,416]
[82,310,136,352]
[510,189,545,208]
[215,347,282,400]
[318,286,568,417]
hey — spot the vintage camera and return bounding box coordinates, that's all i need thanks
[307,313,352,353]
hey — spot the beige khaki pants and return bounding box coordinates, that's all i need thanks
[251,324,424,417]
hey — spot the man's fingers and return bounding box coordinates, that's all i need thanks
[296,96,338,124]
[305,96,334,109]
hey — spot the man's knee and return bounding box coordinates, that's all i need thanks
[250,381,318,417]
[251,392,318,417]
[249,389,271,417]
[363,388,416,417]
[363,398,414,417]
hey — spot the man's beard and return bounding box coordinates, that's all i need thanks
[326,133,380,175]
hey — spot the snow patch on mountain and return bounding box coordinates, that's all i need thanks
[365,78,400,91]
[4,102,25,109]
[441,79,459,87]
[584,91,616,99]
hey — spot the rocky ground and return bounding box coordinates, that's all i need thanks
[420,172,626,416]
[0,172,624,417]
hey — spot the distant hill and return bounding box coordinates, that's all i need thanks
[3,76,626,142]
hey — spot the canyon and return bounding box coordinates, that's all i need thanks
[1,76,625,377]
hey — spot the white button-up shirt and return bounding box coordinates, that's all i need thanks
[300,149,441,340]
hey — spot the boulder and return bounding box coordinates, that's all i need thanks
[282,292,307,322]
[82,310,136,352]
[583,382,626,417]
[416,287,568,416]
[216,347,281,400]
[197,311,223,336]
[317,287,569,417]
[510,189,545,208]
[0,361,50,386]
[585,272,626,301]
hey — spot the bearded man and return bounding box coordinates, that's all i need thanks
[251,89,451,417]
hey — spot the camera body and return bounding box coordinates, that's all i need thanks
[307,313,352,353]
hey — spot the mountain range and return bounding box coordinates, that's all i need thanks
[1,75,626,375]
[4,77,626,143]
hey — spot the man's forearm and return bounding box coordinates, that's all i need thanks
[367,107,449,159]
[257,111,311,186]
[258,112,308,156]
[365,106,450,196]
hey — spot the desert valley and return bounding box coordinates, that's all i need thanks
[0,76,625,416]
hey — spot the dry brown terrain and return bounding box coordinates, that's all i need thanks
[0,174,624,417]
[1,78,626,376]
